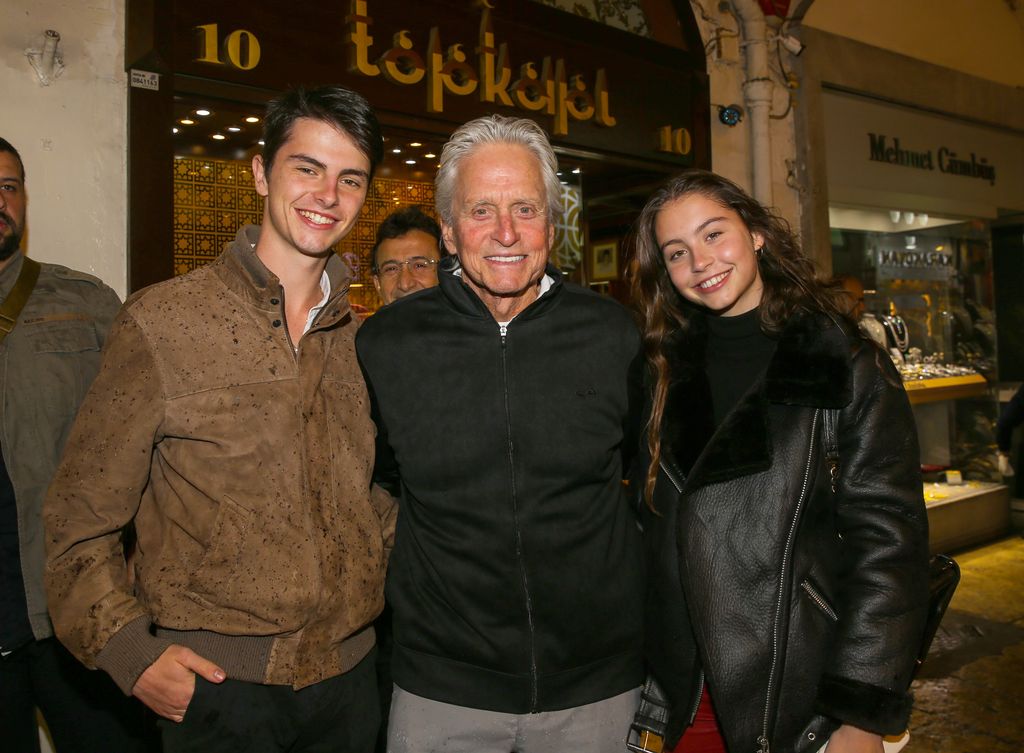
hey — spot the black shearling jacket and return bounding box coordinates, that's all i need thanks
[641,313,930,753]
[356,262,645,714]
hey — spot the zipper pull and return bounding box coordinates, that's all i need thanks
[499,323,508,343]
[757,735,770,753]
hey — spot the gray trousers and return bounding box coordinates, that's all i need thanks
[386,685,641,753]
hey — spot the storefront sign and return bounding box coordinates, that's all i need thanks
[823,91,1024,217]
[346,2,615,137]
[868,133,997,186]
[876,243,953,281]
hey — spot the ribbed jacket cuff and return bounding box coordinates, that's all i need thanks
[95,616,175,695]
[815,674,913,735]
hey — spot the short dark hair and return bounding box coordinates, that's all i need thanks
[0,137,25,180]
[371,205,442,272]
[261,86,384,178]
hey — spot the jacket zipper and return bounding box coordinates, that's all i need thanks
[758,408,820,753]
[800,580,839,622]
[500,323,539,710]
[658,460,705,723]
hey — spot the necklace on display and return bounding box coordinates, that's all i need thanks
[882,314,910,352]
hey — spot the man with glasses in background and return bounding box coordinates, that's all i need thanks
[371,205,443,306]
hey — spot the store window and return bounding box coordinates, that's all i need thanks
[830,206,1000,485]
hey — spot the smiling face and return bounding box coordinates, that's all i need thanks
[372,229,441,305]
[252,117,370,268]
[0,151,26,265]
[442,143,553,321]
[655,192,764,317]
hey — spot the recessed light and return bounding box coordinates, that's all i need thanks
[245,116,259,123]
[571,168,581,174]
[196,109,211,116]
[227,126,241,132]
[180,118,194,125]
[172,127,179,134]
[405,159,416,165]
[409,142,422,147]
[424,153,436,159]
[212,134,226,140]
[257,140,265,146]
[392,148,402,154]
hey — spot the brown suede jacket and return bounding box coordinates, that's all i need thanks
[44,226,396,694]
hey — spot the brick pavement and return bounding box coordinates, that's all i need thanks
[906,536,1024,752]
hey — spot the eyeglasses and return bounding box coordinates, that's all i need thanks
[375,257,439,277]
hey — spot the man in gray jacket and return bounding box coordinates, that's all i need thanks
[0,137,151,751]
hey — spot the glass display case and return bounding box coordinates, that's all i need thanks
[831,214,1009,552]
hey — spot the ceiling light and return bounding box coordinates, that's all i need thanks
[392,148,402,154]
[258,140,265,145]
[180,118,194,125]
[212,134,226,140]
[572,168,581,174]
[245,116,259,123]
[888,210,901,223]
[405,159,416,165]
[904,212,916,224]
[424,153,436,159]
[918,213,929,225]
[196,109,211,116]
[227,126,241,132]
[409,142,422,147]
[172,127,179,134]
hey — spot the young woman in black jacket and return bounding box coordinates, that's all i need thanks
[628,170,930,753]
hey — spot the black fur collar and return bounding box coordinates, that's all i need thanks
[661,312,854,486]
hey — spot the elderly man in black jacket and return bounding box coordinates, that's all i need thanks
[357,115,644,753]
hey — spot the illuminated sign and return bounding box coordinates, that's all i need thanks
[345,1,615,136]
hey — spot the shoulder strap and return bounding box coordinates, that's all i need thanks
[0,258,42,344]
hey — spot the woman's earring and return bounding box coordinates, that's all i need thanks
[756,245,765,259]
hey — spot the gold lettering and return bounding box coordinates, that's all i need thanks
[512,62,547,112]
[656,126,692,155]
[346,0,380,76]
[566,75,595,122]
[477,9,512,107]
[427,33,479,113]
[550,60,569,136]
[381,31,426,85]
[594,69,616,127]
[195,23,223,65]
[224,29,260,70]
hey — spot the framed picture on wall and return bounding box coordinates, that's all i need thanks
[591,240,619,281]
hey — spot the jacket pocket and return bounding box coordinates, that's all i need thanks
[800,578,839,622]
[27,319,100,354]
[182,495,318,632]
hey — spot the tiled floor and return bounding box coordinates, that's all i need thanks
[906,535,1024,752]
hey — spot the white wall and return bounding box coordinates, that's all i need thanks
[0,0,127,298]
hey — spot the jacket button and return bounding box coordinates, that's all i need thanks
[270,298,280,305]
[807,732,817,741]
[272,319,282,328]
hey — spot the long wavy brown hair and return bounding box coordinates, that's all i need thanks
[628,169,852,508]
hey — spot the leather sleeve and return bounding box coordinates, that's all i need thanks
[814,342,930,734]
[43,309,172,693]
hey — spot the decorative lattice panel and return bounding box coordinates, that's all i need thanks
[172,156,435,312]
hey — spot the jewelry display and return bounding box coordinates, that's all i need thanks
[881,314,910,353]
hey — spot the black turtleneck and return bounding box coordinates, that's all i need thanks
[704,308,777,427]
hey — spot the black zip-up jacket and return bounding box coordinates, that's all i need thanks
[356,263,645,713]
[641,313,930,753]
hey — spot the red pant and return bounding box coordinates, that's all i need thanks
[669,687,726,753]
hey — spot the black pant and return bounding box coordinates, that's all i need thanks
[159,648,380,753]
[0,637,158,753]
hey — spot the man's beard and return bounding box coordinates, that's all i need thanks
[0,213,21,262]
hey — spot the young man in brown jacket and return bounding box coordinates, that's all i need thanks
[44,86,396,753]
